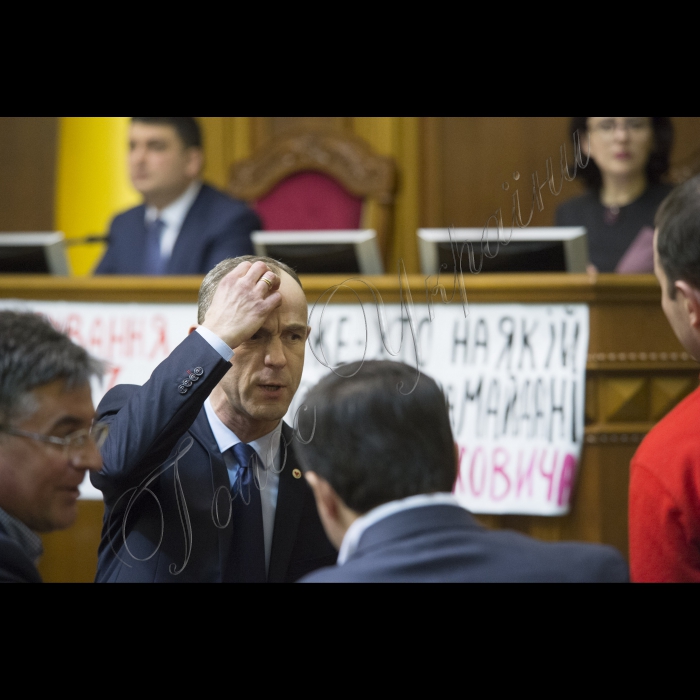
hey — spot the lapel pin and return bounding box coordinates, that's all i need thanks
[293,469,302,479]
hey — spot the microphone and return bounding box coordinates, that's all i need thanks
[64,234,111,246]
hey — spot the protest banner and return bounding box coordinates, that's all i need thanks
[0,299,588,514]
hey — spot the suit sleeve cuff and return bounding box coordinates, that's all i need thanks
[195,326,234,362]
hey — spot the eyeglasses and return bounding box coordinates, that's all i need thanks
[0,422,109,458]
[588,118,651,139]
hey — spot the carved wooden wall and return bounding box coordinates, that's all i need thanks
[420,117,700,231]
[0,117,58,232]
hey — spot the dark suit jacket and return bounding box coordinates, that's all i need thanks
[91,332,336,583]
[0,523,42,583]
[300,504,629,583]
[95,184,259,275]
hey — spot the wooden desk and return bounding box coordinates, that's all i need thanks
[2,273,696,581]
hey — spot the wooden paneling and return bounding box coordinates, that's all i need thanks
[421,117,700,230]
[668,116,700,180]
[420,117,586,229]
[0,117,58,232]
[38,501,103,584]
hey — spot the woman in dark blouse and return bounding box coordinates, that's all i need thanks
[556,117,674,273]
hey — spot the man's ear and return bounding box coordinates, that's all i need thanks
[675,281,700,328]
[305,471,356,550]
[304,471,339,520]
[185,147,204,179]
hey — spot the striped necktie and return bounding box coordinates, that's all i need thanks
[224,442,266,582]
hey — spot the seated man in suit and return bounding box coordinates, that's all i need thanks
[91,256,336,582]
[629,174,700,582]
[95,117,259,275]
[0,311,104,583]
[294,360,629,582]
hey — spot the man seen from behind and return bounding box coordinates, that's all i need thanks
[294,360,628,582]
[629,174,700,582]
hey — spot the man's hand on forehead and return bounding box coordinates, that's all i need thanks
[202,261,282,350]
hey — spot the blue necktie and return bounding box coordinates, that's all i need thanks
[225,443,266,583]
[142,218,166,275]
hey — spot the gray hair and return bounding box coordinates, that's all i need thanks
[0,311,104,426]
[197,255,304,325]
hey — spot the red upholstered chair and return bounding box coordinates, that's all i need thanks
[229,129,396,264]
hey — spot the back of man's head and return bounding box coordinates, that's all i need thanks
[131,117,202,150]
[294,361,456,514]
[655,174,700,298]
[0,311,102,427]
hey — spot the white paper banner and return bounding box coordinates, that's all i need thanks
[0,299,588,515]
[296,300,590,516]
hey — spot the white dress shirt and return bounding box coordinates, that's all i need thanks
[145,180,202,260]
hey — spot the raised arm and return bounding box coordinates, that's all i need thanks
[92,261,282,490]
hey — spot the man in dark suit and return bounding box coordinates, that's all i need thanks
[95,117,259,275]
[294,361,629,583]
[91,256,336,582]
[0,312,104,583]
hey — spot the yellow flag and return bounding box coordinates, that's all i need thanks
[55,117,140,276]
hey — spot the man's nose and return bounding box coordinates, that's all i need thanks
[129,145,146,164]
[265,337,287,367]
[70,439,103,472]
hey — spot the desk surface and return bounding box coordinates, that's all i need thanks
[0,271,671,303]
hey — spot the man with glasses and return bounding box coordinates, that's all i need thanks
[0,311,105,582]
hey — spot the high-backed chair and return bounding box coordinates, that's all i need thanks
[229,129,396,264]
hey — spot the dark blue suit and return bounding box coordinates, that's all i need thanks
[300,504,629,582]
[0,522,42,583]
[91,332,336,583]
[95,184,259,275]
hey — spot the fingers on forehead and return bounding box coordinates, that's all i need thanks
[248,260,271,275]
[255,265,280,285]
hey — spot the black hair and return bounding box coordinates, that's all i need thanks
[293,361,456,514]
[655,174,700,297]
[0,311,104,426]
[570,117,674,190]
[131,117,202,149]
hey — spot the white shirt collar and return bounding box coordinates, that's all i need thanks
[337,492,464,565]
[145,180,202,228]
[203,397,282,470]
